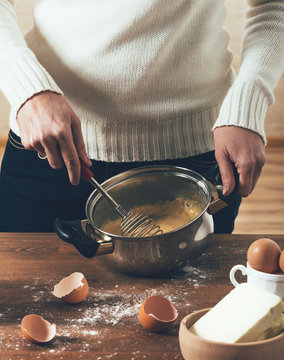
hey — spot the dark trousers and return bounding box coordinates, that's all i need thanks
[0,131,241,233]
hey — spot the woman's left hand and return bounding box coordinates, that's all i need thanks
[214,126,266,197]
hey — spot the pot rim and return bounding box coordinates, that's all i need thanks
[85,165,212,241]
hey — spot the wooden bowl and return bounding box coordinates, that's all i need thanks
[179,308,284,360]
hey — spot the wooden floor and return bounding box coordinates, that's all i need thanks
[0,140,283,234]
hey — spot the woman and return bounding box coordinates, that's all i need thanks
[0,0,283,232]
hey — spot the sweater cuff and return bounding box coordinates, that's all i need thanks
[0,49,63,113]
[213,79,274,145]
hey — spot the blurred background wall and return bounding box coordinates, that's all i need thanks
[0,0,283,140]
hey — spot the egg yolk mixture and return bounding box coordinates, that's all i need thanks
[102,197,203,236]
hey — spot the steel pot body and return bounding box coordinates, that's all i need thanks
[85,211,213,276]
[55,165,229,275]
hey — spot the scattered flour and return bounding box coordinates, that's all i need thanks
[182,264,209,280]
[0,264,209,357]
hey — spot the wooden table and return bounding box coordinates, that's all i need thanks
[1,233,283,359]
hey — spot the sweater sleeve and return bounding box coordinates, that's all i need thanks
[213,0,284,143]
[0,0,63,113]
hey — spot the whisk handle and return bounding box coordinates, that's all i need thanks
[80,162,94,182]
[80,161,124,215]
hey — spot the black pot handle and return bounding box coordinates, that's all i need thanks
[54,218,100,258]
[203,163,239,214]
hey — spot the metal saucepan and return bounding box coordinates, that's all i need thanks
[54,165,234,275]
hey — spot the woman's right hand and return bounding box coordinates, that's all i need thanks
[16,91,92,185]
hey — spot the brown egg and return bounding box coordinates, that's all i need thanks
[247,238,281,273]
[21,314,56,343]
[139,295,178,332]
[279,250,284,273]
[52,272,89,304]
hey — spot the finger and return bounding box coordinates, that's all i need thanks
[29,120,48,157]
[58,129,81,185]
[250,154,266,193]
[251,168,262,194]
[16,112,32,150]
[35,145,46,158]
[243,161,263,196]
[18,122,34,151]
[42,137,65,169]
[216,153,235,196]
[71,114,92,167]
[29,133,46,157]
[237,168,253,197]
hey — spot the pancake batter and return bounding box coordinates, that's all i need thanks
[102,198,203,236]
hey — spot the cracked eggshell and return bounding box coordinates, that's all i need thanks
[21,314,56,343]
[139,295,178,332]
[52,272,89,304]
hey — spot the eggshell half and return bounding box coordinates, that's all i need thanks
[247,238,281,273]
[139,295,178,332]
[21,314,56,343]
[53,272,89,304]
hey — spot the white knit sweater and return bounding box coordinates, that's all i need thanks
[0,0,284,161]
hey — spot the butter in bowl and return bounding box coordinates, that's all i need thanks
[179,283,284,360]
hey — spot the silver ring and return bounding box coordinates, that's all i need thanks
[37,152,47,160]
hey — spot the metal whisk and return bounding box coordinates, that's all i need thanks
[80,163,163,237]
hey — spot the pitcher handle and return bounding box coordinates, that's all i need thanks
[229,264,247,287]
